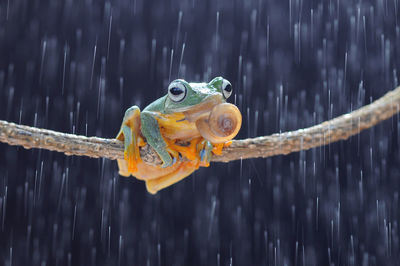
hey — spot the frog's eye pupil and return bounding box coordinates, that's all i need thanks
[222,80,232,99]
[168,81,187,102]
[170,87,183,95]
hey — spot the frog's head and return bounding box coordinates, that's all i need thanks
[164,76,232,113]
[165,77,242,143]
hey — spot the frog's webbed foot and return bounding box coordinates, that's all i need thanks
[116,106,142,176]
[143,139,231,194]
[212,141,231,155]
[163,138,220,167]
[164,138,197,161]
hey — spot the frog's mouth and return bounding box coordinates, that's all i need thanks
[183,95,242,143]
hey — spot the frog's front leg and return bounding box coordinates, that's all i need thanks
[116,106,142,176]
[140,111,174,168]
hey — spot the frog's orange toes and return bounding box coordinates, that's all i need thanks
[211,143,225,156]
[117,107,142,175]
[187,138,201,161]
[171,138,201,162]
[165,138,200,162]
[224,140,232,147]
[126,143,138,173]
[117,124,138,175]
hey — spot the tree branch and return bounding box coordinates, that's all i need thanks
[1,86,400,165]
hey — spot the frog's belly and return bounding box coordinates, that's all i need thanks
[155,112,201,141]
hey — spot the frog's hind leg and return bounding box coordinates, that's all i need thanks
[145,162,198,194]
[116,106,142,176]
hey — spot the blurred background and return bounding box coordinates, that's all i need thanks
[0,0,400,265]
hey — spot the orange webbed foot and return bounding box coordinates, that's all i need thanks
[116,106,142,176]
[164,138,201,162]
[211,141,231,155]
[125,142,140,173]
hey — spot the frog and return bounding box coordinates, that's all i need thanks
[116,77,241,194]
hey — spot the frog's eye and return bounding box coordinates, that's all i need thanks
[168,81,187,102]
[222,80,232,99]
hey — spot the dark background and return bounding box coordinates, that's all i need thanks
[0,0,400,265]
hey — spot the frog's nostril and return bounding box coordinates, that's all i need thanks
[196,103,242,143]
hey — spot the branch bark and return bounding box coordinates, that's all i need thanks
[1,86,399,165]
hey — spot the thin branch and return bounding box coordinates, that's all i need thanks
[1,86,400,165]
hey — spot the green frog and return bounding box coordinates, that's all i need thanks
[116,77,242,194]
